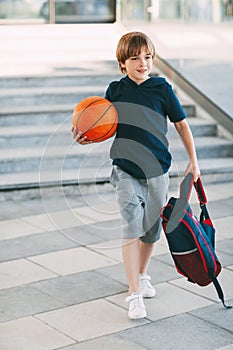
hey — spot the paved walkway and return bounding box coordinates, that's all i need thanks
[0,180,232,349]
[0,22,233,349]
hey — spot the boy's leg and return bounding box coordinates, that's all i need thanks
[139,241,156,298]
[139,241,154,274]
[122,238,140,294]
[122,239,155,293]
[122,237,147,319]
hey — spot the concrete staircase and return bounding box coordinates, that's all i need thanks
[0,61,233,199]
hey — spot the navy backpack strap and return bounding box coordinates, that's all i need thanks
[212,277,232,309]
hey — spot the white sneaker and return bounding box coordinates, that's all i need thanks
[125,292,147,319]
[139,274,156,298]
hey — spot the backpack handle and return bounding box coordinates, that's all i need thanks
[180,173,207,205]
[194,177,207,205]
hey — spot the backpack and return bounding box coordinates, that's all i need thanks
[160,173,232,309]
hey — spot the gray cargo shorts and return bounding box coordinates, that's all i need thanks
[110,166,169,243]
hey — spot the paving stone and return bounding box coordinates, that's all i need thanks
[107,282,213,322]
[87,239,123,262]
[0,285,66,323]
[217,250,233,268]
[152,252,176,267]
[59,335,148,350]
[171,268,233,304]
[204,198,233,220]
[0,200,26,220]
[119,313,233,350]
[20,194,80,214]
[81,219,122,242]
[214,216,233,240]
[32,270,126,305]
[89,233,170,261]
[0,316,74,349]
[28,246,118,276]
[72,201,120,223]
[145,258,181,284]
[0,259,56,290]
[217,345,233,350]
[210,184,232,199]
[96,262,128,286]
[152,240,170,255]
[190,298,233,332]
[60,225,111,246]
[200,183,233,203]
[36,299,149,342]
[0,205,102,243]
[0,231,78,263]
[0,217,45,240]
[97,257,180,288]
[18,191,108,218]
[217,239,233,256]
[0,196,78,221]
[157,231,170,246]
[22,208,95,233]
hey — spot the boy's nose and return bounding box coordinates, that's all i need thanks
[139,58,146,66]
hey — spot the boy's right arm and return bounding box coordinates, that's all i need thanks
[174,119,200,182]
[71,127,93,145]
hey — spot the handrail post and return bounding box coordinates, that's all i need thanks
[50,0,55,24]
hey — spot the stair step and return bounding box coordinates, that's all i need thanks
[168,118,217,137]
[0,71,122,91]
[181,104,196,118]
[0,136,232,175]
[0,117,218,149]
[0,140,112,174]
[0,89,196,120]
[0,86,108,107]
[0,63,232,194]
[0,111,71,127]
[0,125,71,149]
[170,157,233,176]
[0,167,112,190]
[0,104,74,116]
[0,157,233,192]
[1,62,185,90]
[171,136,233,159]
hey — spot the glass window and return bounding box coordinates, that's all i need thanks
[0,0,116,23]
[221,0,233,21]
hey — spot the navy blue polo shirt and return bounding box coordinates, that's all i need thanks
[105,75,186,179]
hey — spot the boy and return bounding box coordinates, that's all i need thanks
[72,32,200,319]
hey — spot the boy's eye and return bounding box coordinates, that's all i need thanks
[130,55,152,61]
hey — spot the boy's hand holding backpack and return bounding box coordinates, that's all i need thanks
[160,173,232,309]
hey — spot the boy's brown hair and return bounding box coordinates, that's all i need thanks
[116,32,156,74]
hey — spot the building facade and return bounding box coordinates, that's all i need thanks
[0,0,232,24]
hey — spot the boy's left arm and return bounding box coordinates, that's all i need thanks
[174,119,200,182]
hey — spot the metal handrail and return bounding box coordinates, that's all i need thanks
[155,55,233,135]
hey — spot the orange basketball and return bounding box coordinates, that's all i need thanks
[72,96,118,142]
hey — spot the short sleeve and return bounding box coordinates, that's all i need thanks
[165,84,186,122]
[105,85,111,101]
[105,81,118,102]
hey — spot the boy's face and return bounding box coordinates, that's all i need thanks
[120,47,153,85]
